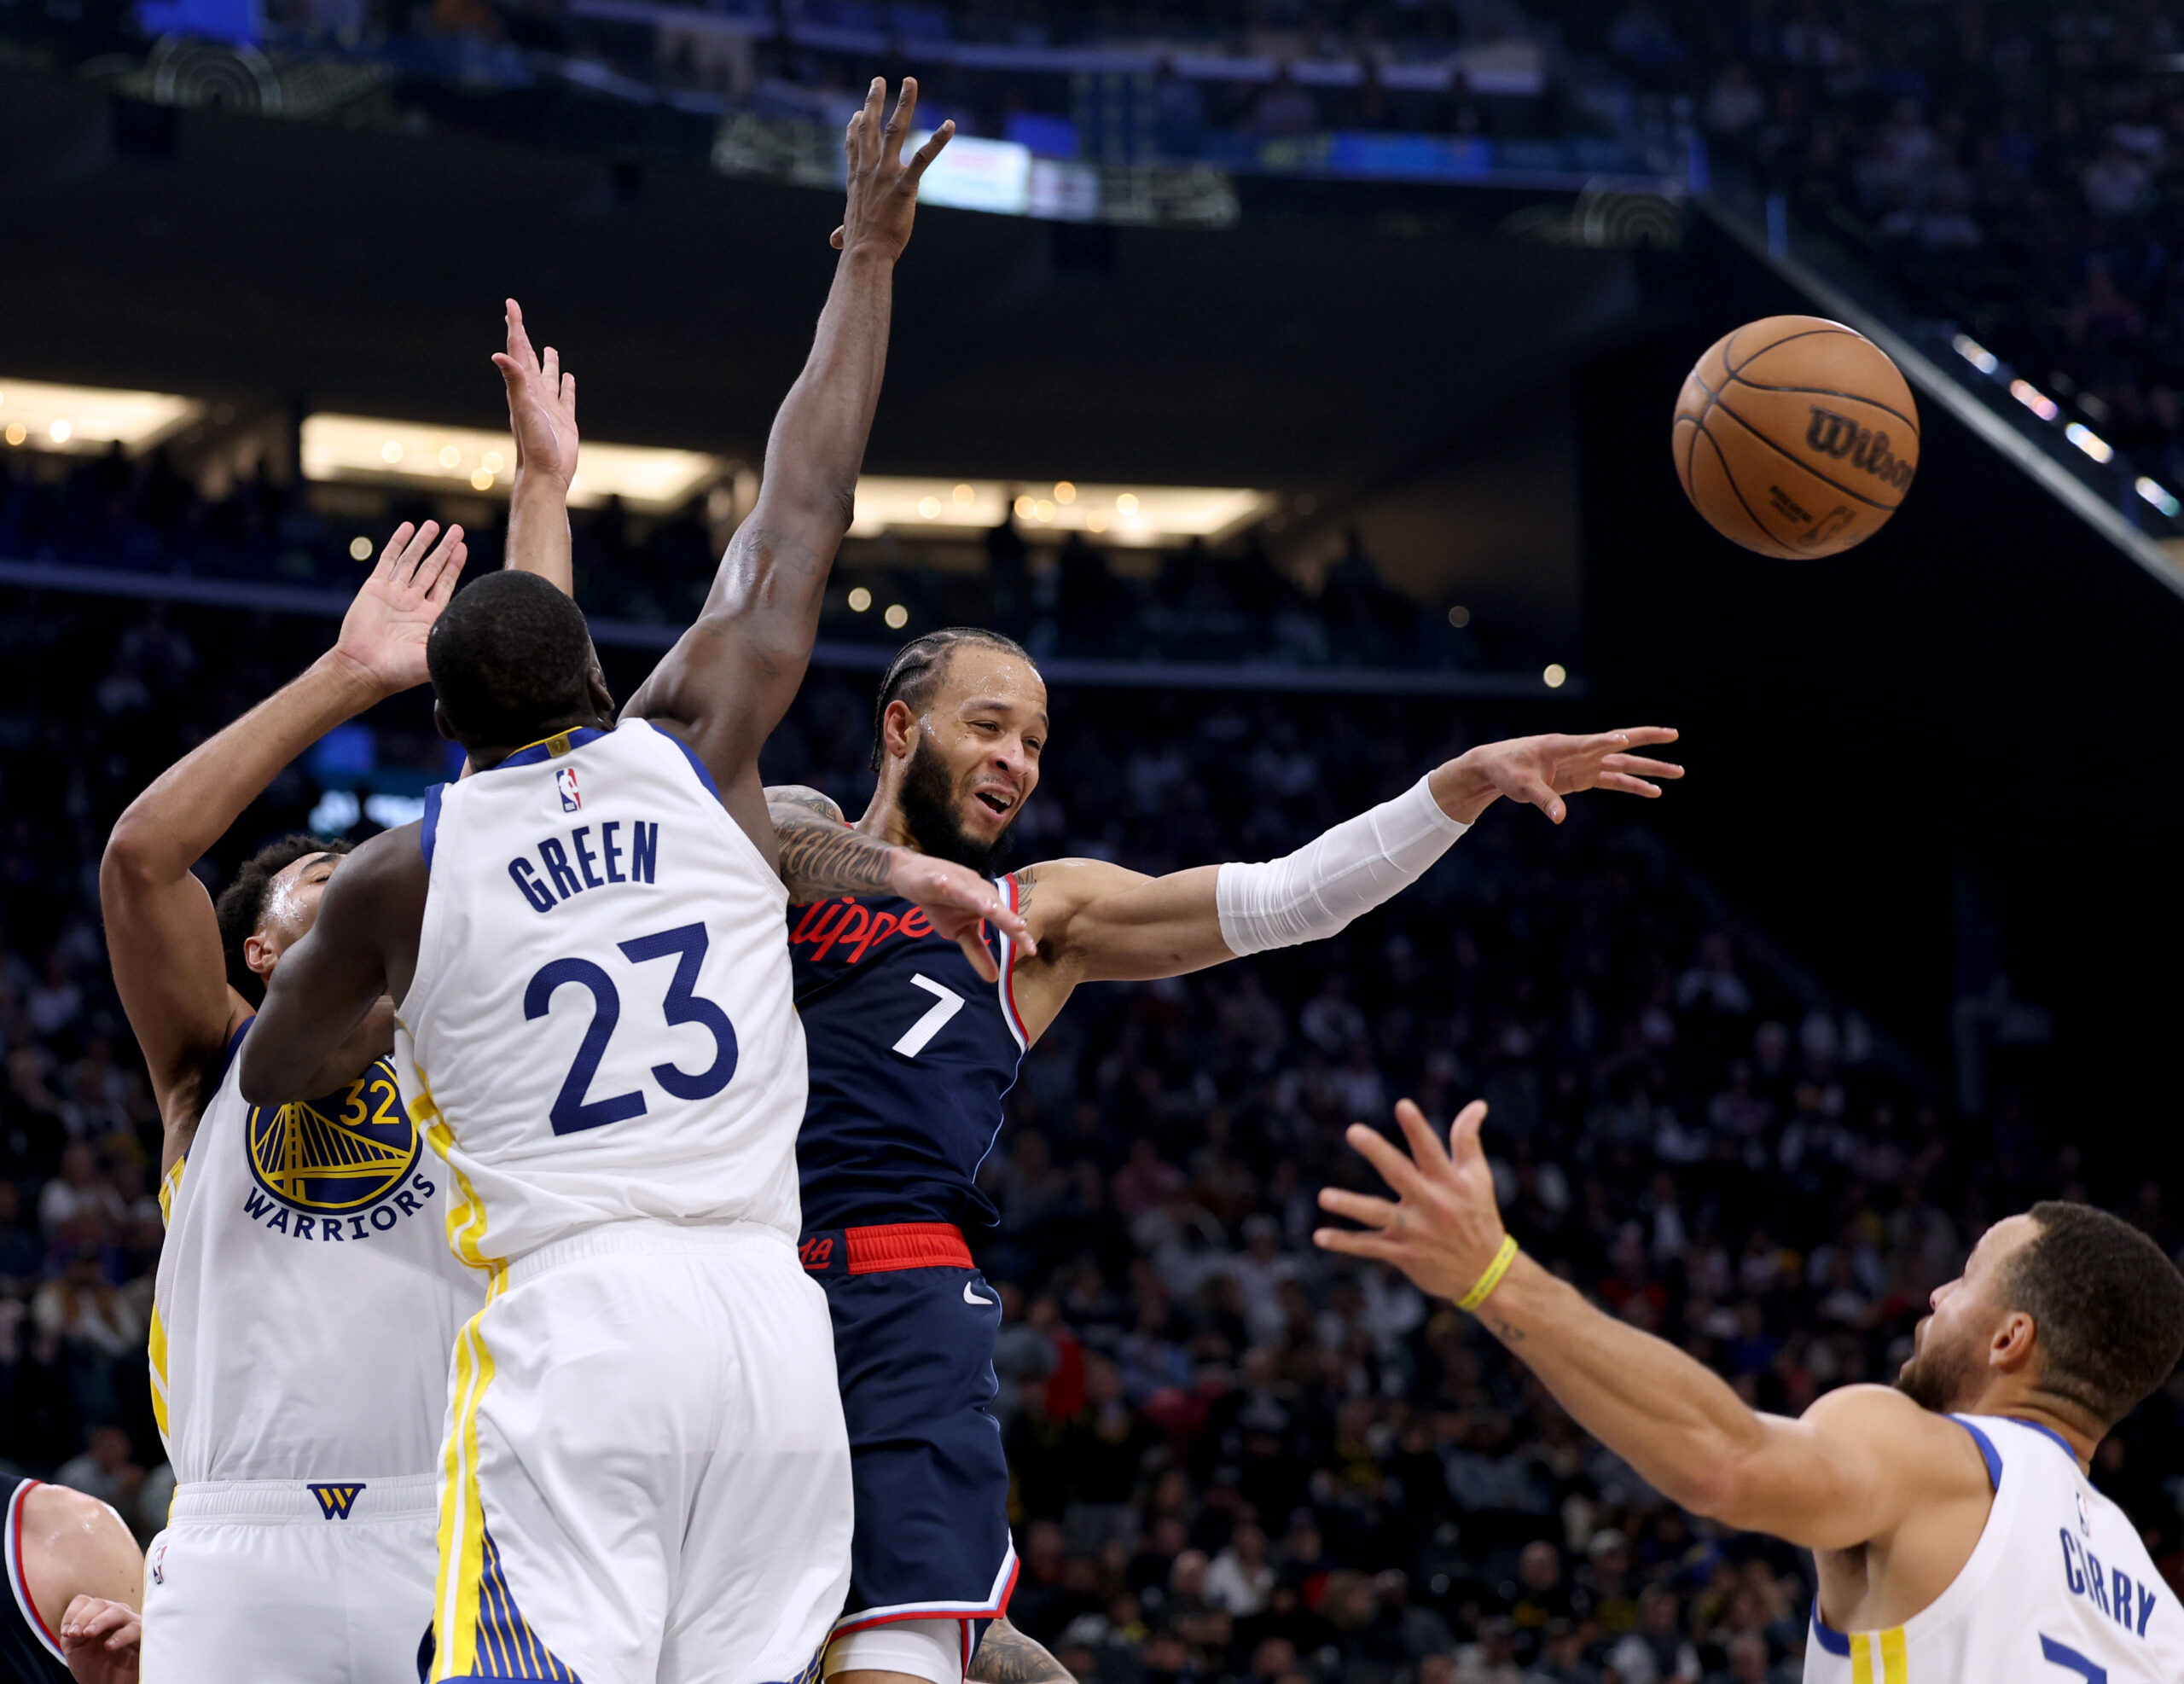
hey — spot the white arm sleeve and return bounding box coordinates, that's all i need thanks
[1215,774,1469,956]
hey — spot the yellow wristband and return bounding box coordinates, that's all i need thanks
[1455,1234,1519,1313]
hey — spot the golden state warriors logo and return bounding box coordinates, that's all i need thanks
[246,1056,421,1213]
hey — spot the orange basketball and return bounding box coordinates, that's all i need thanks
[1672,315,1919,558]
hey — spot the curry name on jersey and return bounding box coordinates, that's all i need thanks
[1807,1414,2183,1683]
[788,875,1029,1234]
[397,719,808,1265]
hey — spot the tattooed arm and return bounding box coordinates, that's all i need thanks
[968,1620,1075,1684]
[765,786,1032,982]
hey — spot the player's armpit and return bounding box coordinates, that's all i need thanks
[1705,1384,1989,1551]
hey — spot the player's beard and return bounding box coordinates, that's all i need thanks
[898,734,1017,874]
[1894,1315,1984,1414]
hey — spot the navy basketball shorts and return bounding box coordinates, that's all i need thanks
[801,1222,1018,1674]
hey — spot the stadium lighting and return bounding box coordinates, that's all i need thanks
[0,378,199,454]
[1542,663,1568,689]
[348,536,374,561]
[850,479,1275,546]
[2064,423,2114,465]
[1448,605,1472,629]
[884,604,909,629]
[2009,380,2059,422]
[846,587,873,613]
[2135,477,2182,519]
[303,415,720,509]
[1951,334,2000,376]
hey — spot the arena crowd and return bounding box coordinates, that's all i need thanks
[2,539,2178,1683]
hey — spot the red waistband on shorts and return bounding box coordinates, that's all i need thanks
[843,1222,973,1274]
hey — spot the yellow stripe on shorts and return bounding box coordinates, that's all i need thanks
[432,1264,506,1681]
[413,1066,514,1682]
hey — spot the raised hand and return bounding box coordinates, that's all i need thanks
[886,848,1034,984]
[1315,1098,1507,1302]
[330,520,467,700]
[491,298,578,492]
[829,77,955,259]
[1435,727,1683,825]
[59,1594,140,1684]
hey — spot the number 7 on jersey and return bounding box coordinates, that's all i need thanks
[892,975,966,1058]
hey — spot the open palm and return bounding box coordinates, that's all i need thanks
[331,520,467,699]
[493,298,578,491]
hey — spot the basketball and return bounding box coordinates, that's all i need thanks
[1673,314,1920,558]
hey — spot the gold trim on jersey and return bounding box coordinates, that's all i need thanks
[157,1155,184,1226]
[147,1304,170,1437]
[1848,1625,1908,1684]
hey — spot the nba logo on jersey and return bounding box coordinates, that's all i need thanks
[556,767,582,811]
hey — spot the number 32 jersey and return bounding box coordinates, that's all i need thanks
[1807,1414,2182,1684]
[396,719,807,1264]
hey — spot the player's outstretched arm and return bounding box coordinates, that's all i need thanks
[100,523,464,1158]
[1316,1098,1989,1552]
[766,786,1031,981]
[1024,729,1682,990]
[496,297,579,595]
[623,79,952,831]
[239,826,425,1106]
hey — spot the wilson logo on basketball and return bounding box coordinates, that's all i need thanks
[1804,407,1915,491]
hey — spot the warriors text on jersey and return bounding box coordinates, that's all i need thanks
[149,1031,480,1483]
[1806,1414,2183,1682]
[397,718,808,1261]
[788,876,1029,1233]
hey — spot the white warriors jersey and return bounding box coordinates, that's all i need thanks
[150,1031,483,1482]
[395,718,805,1266]
[1807,1413,2183,1683]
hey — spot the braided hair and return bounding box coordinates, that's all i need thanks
[868,628,1037,772]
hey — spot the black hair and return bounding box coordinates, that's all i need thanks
[214,834,351,1005]
[2004,1200,2184,1428]
[868,627,1037,773]
[427,570,597,749]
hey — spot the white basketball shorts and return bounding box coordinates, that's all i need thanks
[142,1473,439,1684]
[427,1219,853,1684]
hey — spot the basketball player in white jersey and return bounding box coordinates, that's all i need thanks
[1316,1097,2184,1682]
[240,81,1030,1684]
[98,304,587,1683]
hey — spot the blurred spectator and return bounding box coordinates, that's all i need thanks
[53,1422,143,1516]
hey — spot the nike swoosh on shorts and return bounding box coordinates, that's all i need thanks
[964,1282,995,1306]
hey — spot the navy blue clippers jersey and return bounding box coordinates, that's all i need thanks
[789,878,1029,1232]
[1,1478,71,1682]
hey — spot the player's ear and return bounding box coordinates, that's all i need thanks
[433,701,458,743]
[243,928,280,980]
[1989,1308,2038,1373]
[586,657,617,721]
[882,698,917,761]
